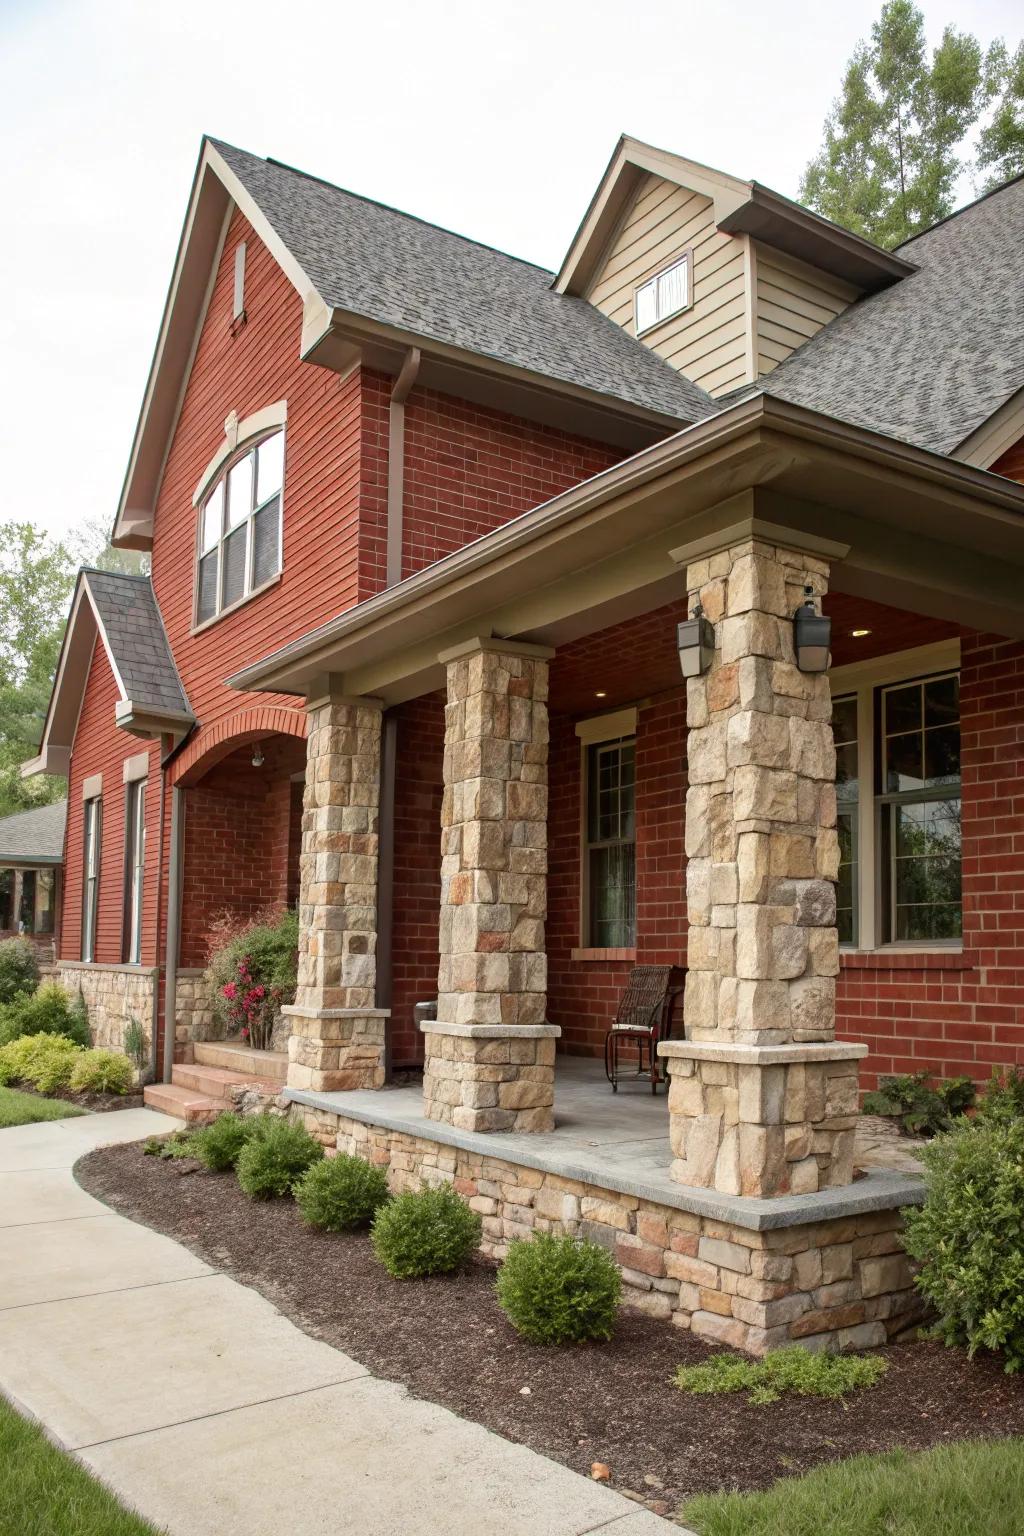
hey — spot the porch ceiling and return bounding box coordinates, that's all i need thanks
[228,394,1024,706]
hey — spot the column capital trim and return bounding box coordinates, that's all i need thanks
[658,1040,867,1065]
[422,1021,561,1039]
[437,636,555,665]
[304,675,385,713]
[669,518,850,571]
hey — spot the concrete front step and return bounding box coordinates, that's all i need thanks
[143,1082,222,1124]
[171,1063,278,1102]
[192,1041,288,1083]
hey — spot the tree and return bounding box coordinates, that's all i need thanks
[801,1,988,247]
[979,40,1024,189]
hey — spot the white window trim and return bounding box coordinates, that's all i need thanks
[192,426,285,630]
[192,401,287,508]
[124,778,146,966]
[830,639,962,954]
[576,708,639,951]
[82,796,101,964]
[634,251,692,337]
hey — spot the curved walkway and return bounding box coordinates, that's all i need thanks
[0,1110,670,1536]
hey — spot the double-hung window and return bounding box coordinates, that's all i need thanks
[635,253,691,335]
[82,797,102,963]
[585,736,637,948]
[123,779,146,964]
[831,656,961,949]
[196,430,284,625]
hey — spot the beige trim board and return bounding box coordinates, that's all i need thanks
[575,707,638,744]
[437,636,555,665]
[82,773,103,801]
[829,638,961,693]
[669,506,851,568]
[122,752,151,784]
[956,387,1024,470]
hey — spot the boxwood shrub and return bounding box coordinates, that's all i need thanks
[294,1153,391,1231]
[370,1183,481,1278]
[903,1117,1024,1371]
[0,983,90,1048]
[189,1111,269,1172]
[68,1049,133,1095]
[496,1232,621,1345]
[235,1116,323,1198]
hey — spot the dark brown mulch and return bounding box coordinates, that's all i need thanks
[76,1142,1024,1513]
[16,1081,145,1114]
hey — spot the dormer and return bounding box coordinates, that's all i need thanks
[557,137,914,397]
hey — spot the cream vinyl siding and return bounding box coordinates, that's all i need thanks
[586,174,749,397]
[754,245,859,376]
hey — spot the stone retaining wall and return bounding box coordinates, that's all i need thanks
[57,964,156,1053]
[289,1100,924,1356]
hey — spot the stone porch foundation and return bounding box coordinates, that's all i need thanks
[288,1097,925,1355]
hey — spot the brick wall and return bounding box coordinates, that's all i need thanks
[389,694,446,1066]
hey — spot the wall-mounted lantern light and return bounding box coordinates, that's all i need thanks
[794,586,831,673]
[251,746,265,768]
[677,604,716,678]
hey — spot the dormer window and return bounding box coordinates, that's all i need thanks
[634,253,691,335]
[195,430,283,626]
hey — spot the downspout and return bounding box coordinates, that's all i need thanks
[376,349,419,1074]
[148,736,170,1083]
[162,785,185,1084]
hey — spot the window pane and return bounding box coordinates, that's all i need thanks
[924,724,960,786]
[832,696,858,744]
[252,498,281,588]
[657,258,688,317]
[925,674,959,728]
[202,484,223,552]
[885,683,921,735]
[222,525,247,607]
[589,844,636,947]
[836,811,857,945]
[256,433,284,504]
[36,870,55,935]
[197,551,219,623]
[885,730,924,793]
[635,279,657,333]
[19,871,36,933]
[227,453,253,527]
[891,799,961,941]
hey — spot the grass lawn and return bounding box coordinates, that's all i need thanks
[0,1084,84,1128]
[0,1395,162,1535]
[683,1438,1024,1536]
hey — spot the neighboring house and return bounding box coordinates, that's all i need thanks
[24,134,1024,1309]
[0,799,65,956]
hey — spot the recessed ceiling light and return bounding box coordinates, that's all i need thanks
[851,629,871,638]
[595,690,607,698]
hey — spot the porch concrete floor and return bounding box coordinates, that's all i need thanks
[287,1056,925,1232]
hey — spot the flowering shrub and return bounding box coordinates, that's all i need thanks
[205,907,298,1050]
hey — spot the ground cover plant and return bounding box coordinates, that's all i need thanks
[862,1070,975,1137]
[496,1232,621,1345]
[0,1394,162,1536]
[0,936,39,1005]
[0,981,90,1048]
[676,1347,888,1405]
[235,1115,322,1198]
[0,1032,81,1093]
[371,1183,482,1278]
[903,1116,1024,1371]
[682,1438,1024,1536]
[295,1152,391,1231]
[0,1083,85,1127]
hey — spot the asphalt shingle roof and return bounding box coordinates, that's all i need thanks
[83,570,191,718]
[212,140,718,427]
[758,176,1024,456]
[0,800,66,864]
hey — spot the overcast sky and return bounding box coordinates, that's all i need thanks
[1,0,1019,549]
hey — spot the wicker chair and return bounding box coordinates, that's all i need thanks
[603,964,686,1094]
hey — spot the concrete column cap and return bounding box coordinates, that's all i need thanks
[658,1039,868,1065]
[282,1005,391,1020]
[669,515,850,570]
[437,636,555,665]
[422,1021,561,1039]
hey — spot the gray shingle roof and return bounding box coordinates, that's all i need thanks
[0,800,66,864]
[212,140,717,427]
[83,570,191,718]
[759,176,1024,456]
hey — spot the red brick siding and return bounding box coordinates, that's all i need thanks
[991,435,1024,484]
[389,694,446,1066]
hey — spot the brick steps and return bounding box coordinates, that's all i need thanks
[192,1041,288,1083]
[143,1082,222,1123]
[171,1063,272,1101]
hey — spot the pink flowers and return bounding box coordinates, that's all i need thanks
[220,957,279,1050]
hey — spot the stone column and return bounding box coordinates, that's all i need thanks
[283,686,388,1092]
[659,531,865,1196]
[422,638,560,1133]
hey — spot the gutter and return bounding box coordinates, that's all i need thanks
[228,392,1024,694]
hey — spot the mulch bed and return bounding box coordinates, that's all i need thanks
[15,1082,145,1114]
[76,1141,1024,1516]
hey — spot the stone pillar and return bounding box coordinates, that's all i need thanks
[659,531,865,1196]
[283,687,388,1092]
[422,638,560,1133]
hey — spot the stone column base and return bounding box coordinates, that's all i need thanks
[659,1040,867,1197]
[422,1021,560,1133]
[283,1004,389,1092]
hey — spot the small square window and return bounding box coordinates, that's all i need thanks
[635,254,690,335]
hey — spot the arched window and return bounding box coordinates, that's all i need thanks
[195,429,283,625]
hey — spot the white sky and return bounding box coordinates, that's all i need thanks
[1,0,1019,548]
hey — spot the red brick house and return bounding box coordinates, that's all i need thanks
[25,135,1024,1350]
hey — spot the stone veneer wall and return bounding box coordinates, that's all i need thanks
[173,970,218,1046]
[57,963,156,1053]
[289,1101,923,1356]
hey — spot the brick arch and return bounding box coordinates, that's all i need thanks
[171,705,307,787]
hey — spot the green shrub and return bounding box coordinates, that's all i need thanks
[189,1111,268,1172]
[68,1049,133,1095]
[235,1116,322,1198]
[675,1346,888,1405]
[0,983,90,1049]
[903,1117,1024,1372]
[370,1183,481,1279]
[975,1067,1024,1126]
[294,1153,391,1231]
[495,1233,621,1344]
[123,1016,147,1073]
[862,1070,975,1137]
[0,939,40,1006]
[0,1033,81,1094]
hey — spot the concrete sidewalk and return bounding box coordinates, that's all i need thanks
[0,1110,672,1536]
